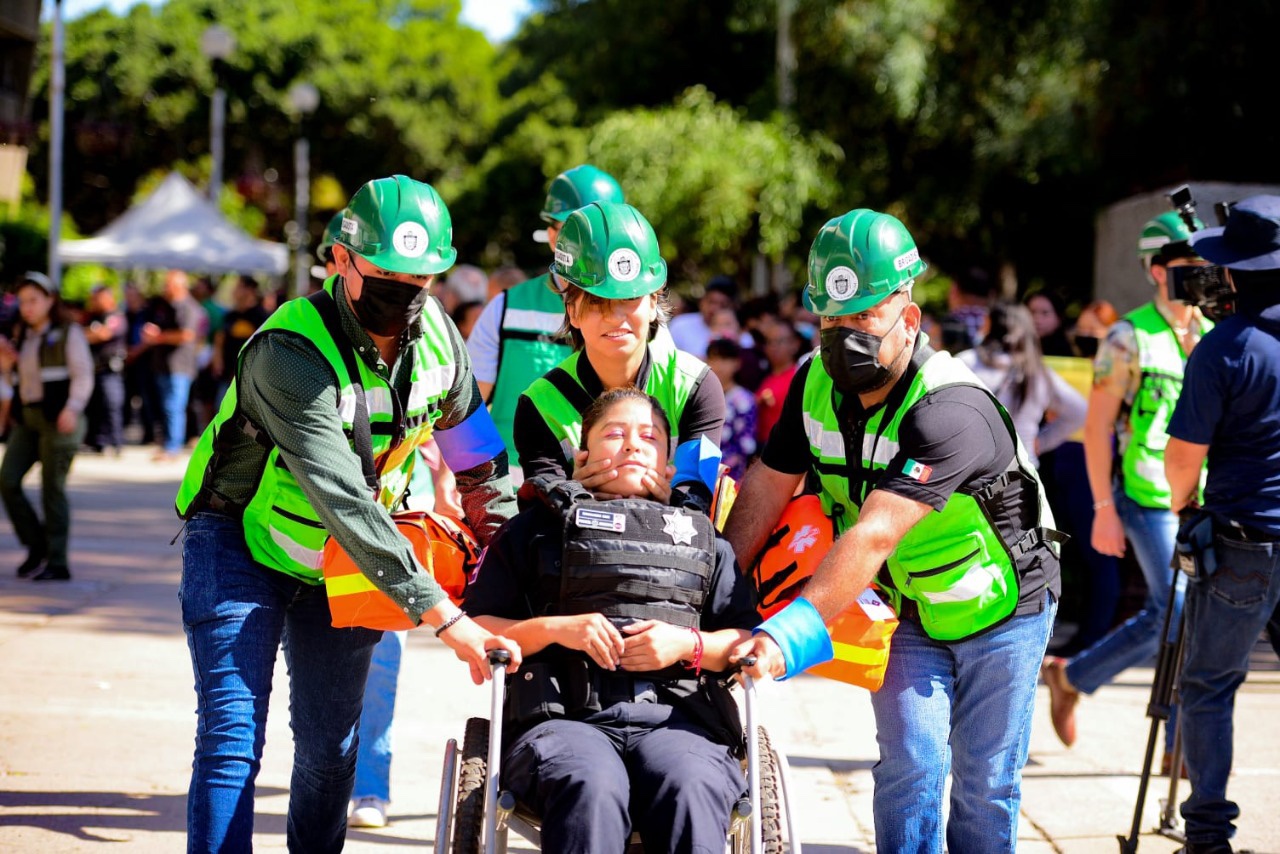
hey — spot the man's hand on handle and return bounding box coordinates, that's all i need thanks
[437,614,522,685]
[729,633,787,680]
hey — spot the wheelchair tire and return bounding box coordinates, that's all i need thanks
[452,717,489,854]
[757,726,785,854]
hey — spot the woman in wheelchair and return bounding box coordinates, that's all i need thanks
[464,387,759,853]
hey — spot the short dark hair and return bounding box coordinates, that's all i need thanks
[706,337,742,360]
[579,387,672,453]
[704,274,737,301]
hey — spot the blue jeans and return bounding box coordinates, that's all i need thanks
[1179,533,1280,845]
[180,513,381,853]
[869,593,1056,854]
[353,629,406,801]
[1065,489,1182,748]
[156,372,193,453]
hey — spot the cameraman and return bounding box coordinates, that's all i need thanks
[1165,195,1280,854]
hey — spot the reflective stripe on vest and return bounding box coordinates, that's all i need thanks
[176,279,458,581]
[1119,302,1211,509]
[522,331,706,474]
[491,275,573,468]
[801,350,1055,641]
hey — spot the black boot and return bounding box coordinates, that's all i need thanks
[32,564,71,581]
[16,549,47,578]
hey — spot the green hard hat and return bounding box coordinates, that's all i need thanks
[540,165,625,224]
[1138,211,1202,259]
[315,211,344,263]
[551,201,667,299]
[803,209,927,316]
[336,175,457,275]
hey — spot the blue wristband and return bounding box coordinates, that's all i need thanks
[753,596,834,680]
[670,436,722,494]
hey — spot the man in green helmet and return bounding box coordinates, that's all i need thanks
[1040,211,1212,771]
[726,208,1063,853]
[173,175,521,852]
[468,164,626,476]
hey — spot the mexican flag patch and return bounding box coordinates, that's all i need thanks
[903,459,933,483]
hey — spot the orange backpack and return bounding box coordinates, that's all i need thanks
[751,494,898,690]
[322,511,480,631]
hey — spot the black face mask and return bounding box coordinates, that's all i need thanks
[348,271,431,337]
[819,308,908,396]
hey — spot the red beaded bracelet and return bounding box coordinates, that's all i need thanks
[683,627,704,675]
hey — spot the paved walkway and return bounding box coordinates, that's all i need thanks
[1,445,1278,852]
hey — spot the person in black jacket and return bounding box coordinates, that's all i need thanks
[466,387,757,853]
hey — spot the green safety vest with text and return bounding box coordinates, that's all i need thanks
[491,275,572,469]
[1119,302,1211,509]
[801,349,1059,642]
[522,331,706,472]
[175,279,458,581]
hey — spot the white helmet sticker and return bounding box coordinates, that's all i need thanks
[893,248,920,271]
[340,217,359,235]
[608,248,641,282]
[825,265,858,301]
[554,248,575,269]
[392,222,429,258]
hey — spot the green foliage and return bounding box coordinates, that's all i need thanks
[585,88,840,285]
[29,0,502,246]
[509,0,774,119]
[22,0,1280,301]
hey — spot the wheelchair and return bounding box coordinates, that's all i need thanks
[435,650,804,853]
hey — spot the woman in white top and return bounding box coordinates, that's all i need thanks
[957,301,1086,469]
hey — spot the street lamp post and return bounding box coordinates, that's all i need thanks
[287,81,320,300]
[200,25,235,205]
[48,0,65,288]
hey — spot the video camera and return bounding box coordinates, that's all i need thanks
[1164,185,1237,321]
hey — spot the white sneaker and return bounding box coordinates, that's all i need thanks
[349,795,389,828]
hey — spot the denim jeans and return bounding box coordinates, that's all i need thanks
[353,629,406,802]
[868,592,1056,853]
[180,512,381,853]
[0,406,85,567]
[156,372,193,453]
[1179,533,1280,845]
[1065,488,1183,747]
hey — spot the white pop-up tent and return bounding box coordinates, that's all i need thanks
[59,172,289,275]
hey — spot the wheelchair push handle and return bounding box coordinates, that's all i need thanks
[488,648,513,667]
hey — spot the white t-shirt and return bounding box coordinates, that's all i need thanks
[466,292,505,385]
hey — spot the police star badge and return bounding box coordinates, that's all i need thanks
[662,511,697,545]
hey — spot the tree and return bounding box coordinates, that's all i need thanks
[27,0,503,250]
[586,87,840,285]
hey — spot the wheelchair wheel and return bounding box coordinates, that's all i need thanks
[757,727,786,854]
[734,725,787,854]
[452,717,489,854]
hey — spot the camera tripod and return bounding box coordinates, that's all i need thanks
[1118,570,1187,853]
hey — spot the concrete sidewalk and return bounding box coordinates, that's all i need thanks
[1,445,1277,852]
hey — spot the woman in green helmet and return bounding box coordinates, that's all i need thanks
[513,200,726,500]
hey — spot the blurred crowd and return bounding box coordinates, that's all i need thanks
[0,259,1121,645]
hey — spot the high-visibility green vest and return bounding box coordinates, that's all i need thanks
[491,274,572,469]
[522,331,706,472]
[175,280,458,581]
[801,349,1058,641]
[1119,302,1211,509]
